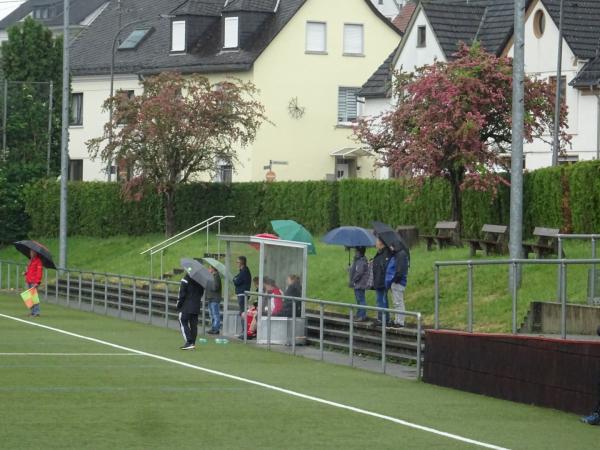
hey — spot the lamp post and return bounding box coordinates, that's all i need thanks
[552,0,565,166]
[107,14,173,181]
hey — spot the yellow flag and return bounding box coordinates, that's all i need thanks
[20,287,40,309]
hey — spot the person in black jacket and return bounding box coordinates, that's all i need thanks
[372,238,391,325]
[206,266,222,335]
[282,274,302,317]
[233,256,252,331]
[176,274,205,350]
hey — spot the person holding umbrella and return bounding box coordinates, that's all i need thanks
[178,258,210,350]
[348,247,369,322]
[14,240,56,317]
[24,249,43,317]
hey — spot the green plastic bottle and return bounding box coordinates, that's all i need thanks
[215,338,229,344]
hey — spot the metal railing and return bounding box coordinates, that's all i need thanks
[434,257,600,339]
[245,291,423,379]
[557,234,600,304]
[140,215,234,279]
[0,259,422,379]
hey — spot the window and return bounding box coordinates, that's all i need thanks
[306,21,326,53]
[549,75,567,104]
[343,24,364,55]
[417,25,426,47]
[533,10,545,38]
[33,6,50,19]
[338,87,361,124]
[68,159,83,181]
[558,154,578,165]
[171,20,186,52]
[224,17,239,48]
[217,164,233,183]
[70,93,83,126]
[118,27,152,50]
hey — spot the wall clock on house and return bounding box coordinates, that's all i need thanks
[288,97,305,119]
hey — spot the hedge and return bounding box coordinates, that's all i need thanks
[19,160,600,239]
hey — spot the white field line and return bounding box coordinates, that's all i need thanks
[0,353,141,356]
[0,312,510,450]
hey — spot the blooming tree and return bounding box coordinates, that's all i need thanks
[88,72,268,236]
[355,43,570,231]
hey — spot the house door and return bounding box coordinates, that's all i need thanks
[336,163,349,180]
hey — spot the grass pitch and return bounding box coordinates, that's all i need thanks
[0,294,597,450]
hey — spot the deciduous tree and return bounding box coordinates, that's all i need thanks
[87,72,268,236]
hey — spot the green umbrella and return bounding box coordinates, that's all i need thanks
[270,220,316,254]
[201,257,232,280]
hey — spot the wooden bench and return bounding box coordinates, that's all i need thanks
[422,221,460,251]
[522,227,560,258]
[465,224,508,257]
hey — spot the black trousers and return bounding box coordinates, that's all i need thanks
[179,312,198,345]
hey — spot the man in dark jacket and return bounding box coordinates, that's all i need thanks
[206,266,222,335]
[386,247,409,328]
[233,256,252,330]
[177,274,205,350]
[372,239,391,325]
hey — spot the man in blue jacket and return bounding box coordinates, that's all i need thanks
[233,256,252,331]
[385,245,409,328]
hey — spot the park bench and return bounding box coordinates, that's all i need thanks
[465,224,508,257]
[422,221,460,251]
[522,227,560,259]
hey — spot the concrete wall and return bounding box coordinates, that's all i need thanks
[520,301,600,336]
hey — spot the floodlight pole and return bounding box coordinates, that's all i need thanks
[58,0,70,269]
[509,0,525,283]
[552,0,565,166]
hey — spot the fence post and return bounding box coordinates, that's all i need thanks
[104,274,108,315]
[592,238,597,305]
[148,282,153,324]
[381,313,387,374]
[66,271,71,306]
[0,261,3,289]
[118,276,122,318]
[164,282,169,327]
[560,260,567,339]
[132,277,137,321]
[201,295,206,336]
[416,313,422,381]
[511,262,518,334]
[78,272,82,309]
[349,307,354,367]
[319,303,324,361]
[7,262,10,290]
[55,270,59,302]
[556,238,563,301]
[267,294,272,351]
[467,263,473,333]
[91,273,95,312]
[292,299,297,356]
[434,264,440,329]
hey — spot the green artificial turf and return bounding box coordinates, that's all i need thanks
[0,296,597,450]
[0,235,596,332]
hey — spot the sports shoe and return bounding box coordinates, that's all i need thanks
[207,329,218,335]
[580,412,600,425]
[180,343,195,350]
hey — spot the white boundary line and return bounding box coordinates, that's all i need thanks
[0,353,141,356]
[0,313,510,450]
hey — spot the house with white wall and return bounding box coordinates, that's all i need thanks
[361,0,600,173]
[369,0,403,19]
[68,0,402,182]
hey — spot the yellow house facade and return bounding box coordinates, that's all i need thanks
[69,0,401,183]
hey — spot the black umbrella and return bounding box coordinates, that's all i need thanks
[371,221,410,260]
[180,258,214,289]
[13,240,56,269]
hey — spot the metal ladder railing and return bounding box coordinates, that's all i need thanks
[140,215,234,279]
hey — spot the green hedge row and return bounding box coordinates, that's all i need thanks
[19,160,600,239]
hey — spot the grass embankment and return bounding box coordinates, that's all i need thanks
[0,235,595,332]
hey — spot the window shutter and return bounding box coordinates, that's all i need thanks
[171,21,186,52]
[306,22,326,52]
[343,24,363,54]
[224,17,239,48]
[338,88,359,123]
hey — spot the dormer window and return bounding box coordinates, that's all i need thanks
[171,20,186,52]
[224,16,239,49]
[33,5,51,19]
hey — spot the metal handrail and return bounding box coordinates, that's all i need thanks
[434,257,600,339]
[0,259,420,379]
[556,234,599,304]
[140,215,234,278]
[246,291,423,379]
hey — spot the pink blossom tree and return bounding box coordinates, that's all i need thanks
[355,43,570,232]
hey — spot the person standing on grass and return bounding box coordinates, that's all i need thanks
[24,249,43,317]
[349,247,369,322]
[372,238,391,326]
[176,274,204,350]
[386,244,409,328]
[206,265,222,335]
[233,256,252,331]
